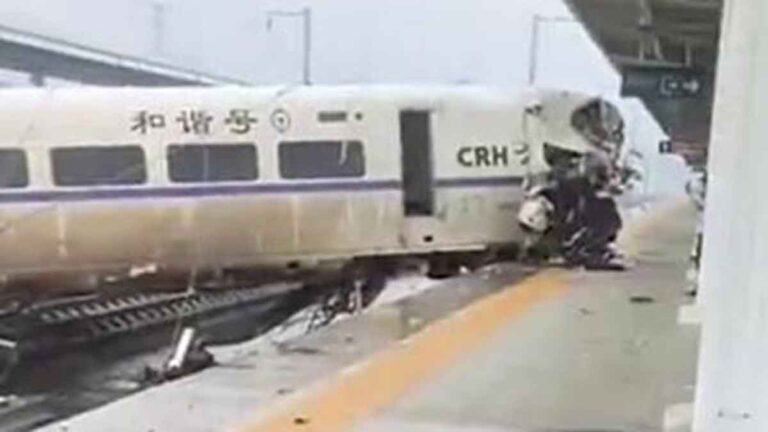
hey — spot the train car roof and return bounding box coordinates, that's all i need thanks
[0,84,592,109]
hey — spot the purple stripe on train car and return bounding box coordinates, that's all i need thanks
[435,176,524,188]
[0,176,524,204]
[0,180,400,204]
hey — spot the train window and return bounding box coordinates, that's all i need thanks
[0,149,29,188]
[318,111,348,123]
[51,146,146,186]
[571,99,625,148]
[168,143,258,183]
[279,141,365,179]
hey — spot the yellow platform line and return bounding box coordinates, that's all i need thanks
[238,270,569,432]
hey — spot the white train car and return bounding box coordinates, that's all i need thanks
[0,85,616,294]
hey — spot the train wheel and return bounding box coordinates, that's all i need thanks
[426,254,461,279]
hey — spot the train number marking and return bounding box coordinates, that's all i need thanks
[130,111,166,134]
[457,145,510,167]
[224,109,258,134]
[176,110,214,135]
[130,108,259,136]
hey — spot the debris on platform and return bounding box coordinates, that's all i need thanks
[293,416,310,425]
[274,342,323,356]
[630,295,656,304]
[0,338,18,383]
[145,327,215,382]
[0,394,18,408]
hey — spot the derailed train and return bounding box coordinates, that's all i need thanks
[0,85,627,297]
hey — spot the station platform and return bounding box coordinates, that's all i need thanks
[40,201,699,432]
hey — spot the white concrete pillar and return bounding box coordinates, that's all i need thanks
[694,0,768,431]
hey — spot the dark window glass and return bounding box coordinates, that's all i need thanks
[168,143,258,183]
[279,141,365,179]
[0,149,29,188]
[571,99,625,146]
[52,146,146,186]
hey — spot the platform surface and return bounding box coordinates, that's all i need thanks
[354,203,699,432]
[40,201,698,432]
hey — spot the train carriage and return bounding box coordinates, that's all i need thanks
[0,85,619,294]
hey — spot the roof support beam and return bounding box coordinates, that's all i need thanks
[0,24,248,87]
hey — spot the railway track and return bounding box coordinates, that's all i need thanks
[0,281,306,359]
[0,278,331,432]
[0,268,386,431]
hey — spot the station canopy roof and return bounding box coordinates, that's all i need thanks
[565,0,723,167]
[0,23,248,87]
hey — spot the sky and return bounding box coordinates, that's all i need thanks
[0,0,688,194]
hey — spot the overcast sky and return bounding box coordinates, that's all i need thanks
[0,0,687,194]
[0,0,614,88]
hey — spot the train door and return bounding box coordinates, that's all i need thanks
[399,110,439,247]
